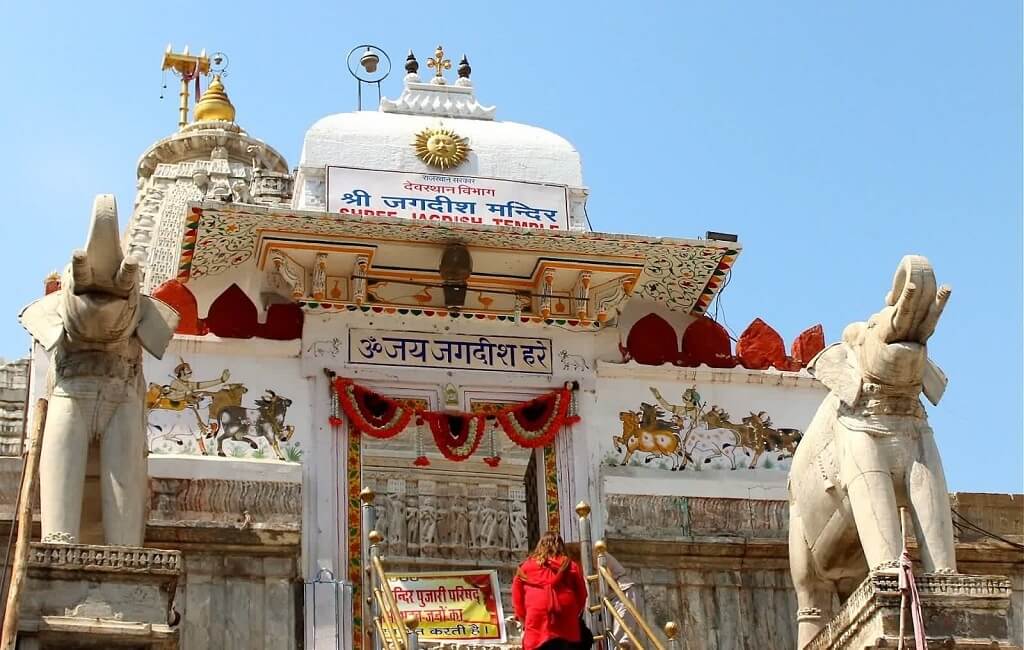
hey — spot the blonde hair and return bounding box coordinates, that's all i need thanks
[530,530,566,563]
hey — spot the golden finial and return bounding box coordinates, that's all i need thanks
[359,487,376,503]
[426,45,451,82]
[368,530,383,544]
[403,614,420,630]
[193,74,235,123]
[664,621,679,640]
[594,539,607,556]
[575,501,591,518]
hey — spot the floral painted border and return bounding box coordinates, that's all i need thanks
[544,443,560,532]
[345,424,363,650]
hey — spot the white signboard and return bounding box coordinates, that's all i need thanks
[326,166,570,231]
[348,329,553,374]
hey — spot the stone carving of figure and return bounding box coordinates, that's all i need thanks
[788,255,957,648]
[419,495,438,551]
[495,499,510,550]
[479,497,498,548]
[405,494,419,552]
[510,500,528,552]
[385,491,405,551]
[19,195,179,546]
[447,497,469,549]
[467,499,480,555]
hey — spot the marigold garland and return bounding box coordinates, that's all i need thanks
[422,412,487,462]
[333,377,413,438]
[328,376,580,464]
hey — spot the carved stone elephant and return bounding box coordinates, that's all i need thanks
[19,195,179,546]
[787,255,956,648]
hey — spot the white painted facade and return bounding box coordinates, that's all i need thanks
[21,58,834,648]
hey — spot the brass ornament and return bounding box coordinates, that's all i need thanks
[413,126,470,170]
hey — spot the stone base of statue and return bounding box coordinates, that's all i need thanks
[15,543,181,649]
[807,571,1017,650]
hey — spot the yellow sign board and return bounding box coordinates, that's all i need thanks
[385,569,506,642]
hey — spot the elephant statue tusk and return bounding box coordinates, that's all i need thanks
[888,281,918,343]
[70,250,92,289]
[914,284,952,343]
[114,256,140,294]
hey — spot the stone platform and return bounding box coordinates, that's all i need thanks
[808,571,1018,650]
[16,543,181,649]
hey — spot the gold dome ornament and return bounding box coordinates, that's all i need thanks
[413,126,470,170]
[193,74,236,123]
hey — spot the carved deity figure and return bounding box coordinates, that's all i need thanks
[447,497,469,549]
[405,494,419,549]
[19,196,179,545]
[479,497,499,547]
[510,500,528,551]
[495,499,510,550]
[467,499,480,553]
[385,491,405,549]
[788,255,956,648]
[419,495,438,550]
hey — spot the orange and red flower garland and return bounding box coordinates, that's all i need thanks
[329,376,580,466]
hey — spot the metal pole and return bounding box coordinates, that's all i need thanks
[0,399,46,650]
[177,76,190,129]
[576,502,601,633]
[404,614,419,650]
[897,507,909,650]
[664,621,680,650]
[594,540,612,649]
[360,488,379,650]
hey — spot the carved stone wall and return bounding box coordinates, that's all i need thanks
[604,492,1024,650]
[0,463,302,650]
[365,471,529,563]
[0,358,29,456]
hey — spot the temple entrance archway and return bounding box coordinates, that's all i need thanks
[342,384,568,645]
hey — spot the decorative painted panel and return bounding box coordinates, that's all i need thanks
[144,354,307,463]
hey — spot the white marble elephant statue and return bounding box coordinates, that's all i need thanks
[19,195,179,546]
[787,255,956,648]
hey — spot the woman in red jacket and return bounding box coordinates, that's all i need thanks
[512,530,589,650]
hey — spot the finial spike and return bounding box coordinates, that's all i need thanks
[458,55,471,79]
[405,49,419,75]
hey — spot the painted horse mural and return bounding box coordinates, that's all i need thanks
[615,406,687,470]
[611,386,805,471]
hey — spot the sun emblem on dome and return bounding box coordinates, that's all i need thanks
[413,126,470,170]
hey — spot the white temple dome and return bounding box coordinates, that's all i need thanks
[298,111,583,187]
[292,55,589,229]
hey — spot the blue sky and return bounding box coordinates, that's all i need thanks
[0,2,1020,492]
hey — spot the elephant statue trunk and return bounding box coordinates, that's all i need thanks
[19,195,179,546]
[787,255,956,649]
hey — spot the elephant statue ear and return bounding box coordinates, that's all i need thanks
[922,357,947,406]
[18,293,64,351]
[807,343,861,407]
[136,296,180,360]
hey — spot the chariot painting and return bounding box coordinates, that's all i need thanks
[145,359,303,462]
[610,385,803,471]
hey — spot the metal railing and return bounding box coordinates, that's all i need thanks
[576,501,681,650]
[361,487,420,650]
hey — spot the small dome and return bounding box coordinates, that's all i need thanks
[194,75,235,123]
[298,111,583,187]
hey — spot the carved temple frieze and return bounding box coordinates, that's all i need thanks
[364,472,529,563]
[149,477,302,529]
[604,493,790,541]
